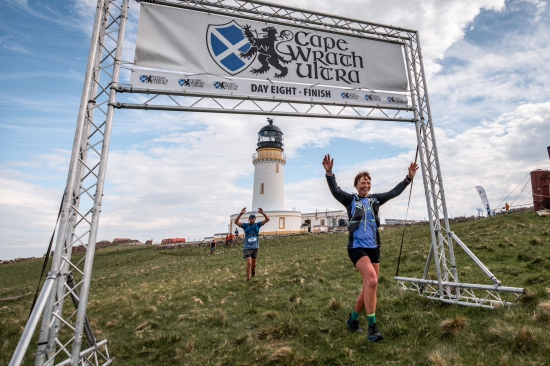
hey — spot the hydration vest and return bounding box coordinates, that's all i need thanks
[348,195,381,246]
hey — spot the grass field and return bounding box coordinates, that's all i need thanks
[1,210,549,365]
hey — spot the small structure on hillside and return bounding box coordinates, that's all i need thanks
[300,210,347,232]
[385,218,420,226]
[160,238,186,244]
[530,169,550,211]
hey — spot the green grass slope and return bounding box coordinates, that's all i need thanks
[1,211,549,365]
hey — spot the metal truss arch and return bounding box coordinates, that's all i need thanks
[11,1,524,365]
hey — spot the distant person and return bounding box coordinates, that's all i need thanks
[323,154,418,343]
[210,239,216,255]
[229,233,235,248]
[505,202,510,211]
[235,207,270,281]
[234,228,240,244]
[486,204,491,218]
[225,234,230,247]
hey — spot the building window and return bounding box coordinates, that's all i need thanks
[276,163,279,173]
[260,183,264,194]
[320,219,325,226]
[279,217,285,229]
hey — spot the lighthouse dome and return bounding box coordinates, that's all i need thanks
[257,118,284,150]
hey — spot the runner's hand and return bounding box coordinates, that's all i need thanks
[323,154,334,173]
[240,207,246,215]
[407,162,419,179]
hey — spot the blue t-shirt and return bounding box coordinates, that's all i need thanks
[241,222,264,250]
[350,197,378,249]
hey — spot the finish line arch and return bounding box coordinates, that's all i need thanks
[10,1,524,365]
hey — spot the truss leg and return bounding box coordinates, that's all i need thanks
[34,2,108,365]
[397,33,523,307]
[9,1,128,366]
[9,273,56,366]
[414,35,460,295]
[70,0,128,363]
[402,43,443,298]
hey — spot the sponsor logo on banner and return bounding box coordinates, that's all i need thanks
[213,81,238,90]
[387,96,406,103]
[340,92,359,100]
[206,21,364,84]
[365,94,382,102]
[139,74,169,85]
[178,78,205,88]
[207,21,256,75]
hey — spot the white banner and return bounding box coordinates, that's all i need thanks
[475,186,490,209]
[134,3,408,92]
[129,69,408,108]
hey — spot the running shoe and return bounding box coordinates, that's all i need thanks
[367,323,383,342]
[346,314,363,333]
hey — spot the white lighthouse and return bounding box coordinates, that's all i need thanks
[252,118,285,210]
[229,118,302,235]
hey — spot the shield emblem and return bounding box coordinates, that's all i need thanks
[207,20,255,76]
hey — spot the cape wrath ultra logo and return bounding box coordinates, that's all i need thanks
[207,20,366,84]
[207,21,293,78]
[206,21,256,75]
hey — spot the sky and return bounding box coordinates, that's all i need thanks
[1,0,549,260]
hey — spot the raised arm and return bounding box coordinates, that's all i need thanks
[323,154,353,207]
[258,208,270,225]
[235,207,246,227]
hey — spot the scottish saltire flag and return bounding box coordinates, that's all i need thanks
[206,21,254,75]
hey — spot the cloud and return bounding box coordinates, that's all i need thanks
[512,0,547,18]
[0,93,79,114]
[0,34,32,54]
[437,101,550,211]
[0,171,61,260]
[269,0,506,75]
[430,9,550,129]
[4,1,72,31]
[286,101,549,222]
[3,0,550,261]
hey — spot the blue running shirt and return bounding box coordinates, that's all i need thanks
[241,222,264,250]
[350,197,378,248]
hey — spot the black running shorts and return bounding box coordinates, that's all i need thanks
[347,247,380,266]
[243,249,258,259]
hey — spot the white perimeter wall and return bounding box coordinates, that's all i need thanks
[252,160,284,211]
[230,210,302,235]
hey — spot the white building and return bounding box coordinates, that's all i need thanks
[384,219,419,226]
[300,210,347,233]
